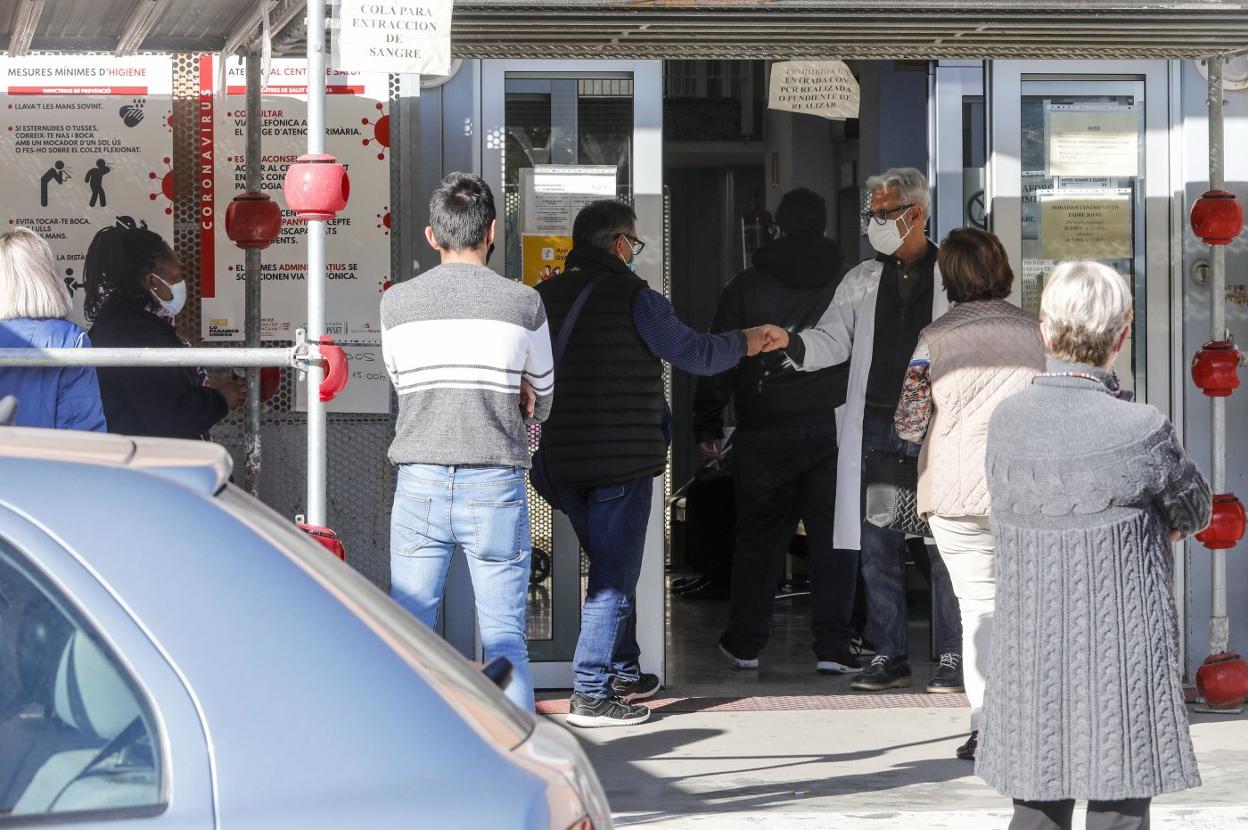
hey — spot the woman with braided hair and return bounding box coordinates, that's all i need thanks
[86,218,245,439]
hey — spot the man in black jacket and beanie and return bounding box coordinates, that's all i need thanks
[694,187,860,675]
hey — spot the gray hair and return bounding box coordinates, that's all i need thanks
[0,227,70,321]
[865,167,931,218]
[1040,260,1133,366]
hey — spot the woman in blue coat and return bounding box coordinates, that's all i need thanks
[0,227,105,431]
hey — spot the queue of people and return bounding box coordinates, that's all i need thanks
[0,163,1210,830]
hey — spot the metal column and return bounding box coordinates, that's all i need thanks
[304,0,328,525]
[1208,56,1230,656]
[244,48,264,495]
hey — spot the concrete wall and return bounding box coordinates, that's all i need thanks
[1179,60,1248,676]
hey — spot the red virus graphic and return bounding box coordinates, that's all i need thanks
[362,103,390,160]
[376,207,391,236]
[380,278,393,293]
[148,156,174,215]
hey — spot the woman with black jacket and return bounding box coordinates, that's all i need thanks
[85,220,245,439]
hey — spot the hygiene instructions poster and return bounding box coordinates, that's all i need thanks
[199,56,391,354]
[0,56,174,324]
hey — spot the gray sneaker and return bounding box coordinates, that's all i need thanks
[566,693,651,728]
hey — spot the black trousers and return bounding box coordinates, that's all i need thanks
[720,425,858,659]
[1010,799,1151,830]
[682,469,736,586]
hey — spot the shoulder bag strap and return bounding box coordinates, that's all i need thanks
[551,273,606,369]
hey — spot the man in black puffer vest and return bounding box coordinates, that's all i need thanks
[537,200,783,728]
[693,188,861,676]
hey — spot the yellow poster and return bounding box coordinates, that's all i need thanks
[1047,107,1139,178]
[521,234,572,286]
[1039,190,1132,261]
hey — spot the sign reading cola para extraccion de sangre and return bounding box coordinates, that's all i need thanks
[334,1,453,76]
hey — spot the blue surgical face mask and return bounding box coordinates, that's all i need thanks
[625,254,638,273]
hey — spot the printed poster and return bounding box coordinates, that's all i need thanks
[1047,105,1139,178]
[1038,188,1132,261]
[199,56,391,349]
[521,235,570,286]
[0,56,174,323]
[521,165,617,236]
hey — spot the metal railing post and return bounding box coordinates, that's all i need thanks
[1208,56,1230,656]
[305,0,328,525]
[244,47,264,496]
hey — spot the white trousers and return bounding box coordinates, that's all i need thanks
[928,514,995,732]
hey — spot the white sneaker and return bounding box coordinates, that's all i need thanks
[816,654,864,674]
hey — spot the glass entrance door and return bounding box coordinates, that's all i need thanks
[481,60,665,689]
[989,61,1172,404]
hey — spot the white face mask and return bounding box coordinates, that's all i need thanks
[151,273,186,318]
[867,209,916,256]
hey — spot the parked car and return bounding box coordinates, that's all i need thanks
[0,425,611,829]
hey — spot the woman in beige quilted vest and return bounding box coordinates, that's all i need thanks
[894,227,1046,762]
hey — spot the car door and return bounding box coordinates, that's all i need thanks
[0,506,215,829]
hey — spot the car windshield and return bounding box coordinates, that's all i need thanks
[215,485,534,748]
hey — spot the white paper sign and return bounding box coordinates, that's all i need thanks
[0,56,174,324]
[334,0,453,76]
[200,56,391,347]
[521,165,617,236]
[768,60,860,120]
[1047,105,1139,178]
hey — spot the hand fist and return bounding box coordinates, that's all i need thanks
[743,324,789,356]
[519,378,537,419]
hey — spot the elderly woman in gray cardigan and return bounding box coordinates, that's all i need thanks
[978,260,1211,830]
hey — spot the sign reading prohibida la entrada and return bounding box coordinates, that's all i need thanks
[334,1,453,76]
[768,60,860,120]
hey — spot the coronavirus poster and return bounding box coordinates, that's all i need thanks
[0,56,174,323]
[199,56,390,345]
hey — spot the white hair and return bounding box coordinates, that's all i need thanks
[0,227,69,321]
[865,167,931,218]
[1039,260,1133,366]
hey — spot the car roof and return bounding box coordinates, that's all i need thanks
[0,427,232,495]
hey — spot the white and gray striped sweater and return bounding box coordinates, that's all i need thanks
[381,262,554,468]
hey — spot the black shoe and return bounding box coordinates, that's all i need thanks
[673,576,710,596]
[671,574,702,591]
[850,655,912,691]
[566,693,651,728]
[680,580,728,600]
[717,638,759,669]
[816,652,864,674]
[956,731,978,761]
[927,653,965,693]
[612,672,661,702]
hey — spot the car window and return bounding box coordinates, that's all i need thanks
[0,538,163,821]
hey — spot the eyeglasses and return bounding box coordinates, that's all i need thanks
[860,204,915,225]
[620,234,646,256]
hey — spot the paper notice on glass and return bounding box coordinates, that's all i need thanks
[333,0,453,76]
[1020,259,1057,317]
[522,165,617,235]
[1047,106,1139,178]
[767,60,860,120]
[1039,189,1132,261]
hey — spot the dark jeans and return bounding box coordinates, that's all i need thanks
[720,425,859,660]
[1010,799,1151,830]
[860,413,961,659]
[556,476,654,700]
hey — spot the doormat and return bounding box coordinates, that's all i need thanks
[536,692,969,715]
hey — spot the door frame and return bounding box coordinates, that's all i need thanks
[480,59,666,689]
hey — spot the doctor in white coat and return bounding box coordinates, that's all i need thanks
[763,168,963,694]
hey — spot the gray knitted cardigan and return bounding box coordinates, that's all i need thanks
[976,360,1212,802]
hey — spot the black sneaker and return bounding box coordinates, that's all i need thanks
[717,638,759,669]
[927,652,965,693]
[850,655,912,691]
[956,731,978,761]
[816,652,864,674]
[612,672,661,702]
[566,693,651,728]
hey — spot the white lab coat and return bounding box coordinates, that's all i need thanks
[792,256,949,551]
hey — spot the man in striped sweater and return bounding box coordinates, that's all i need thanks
[381,172,553,711]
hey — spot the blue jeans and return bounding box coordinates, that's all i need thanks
[860,414,962,660]
[555,476,654,700]
[390,464,535,711]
